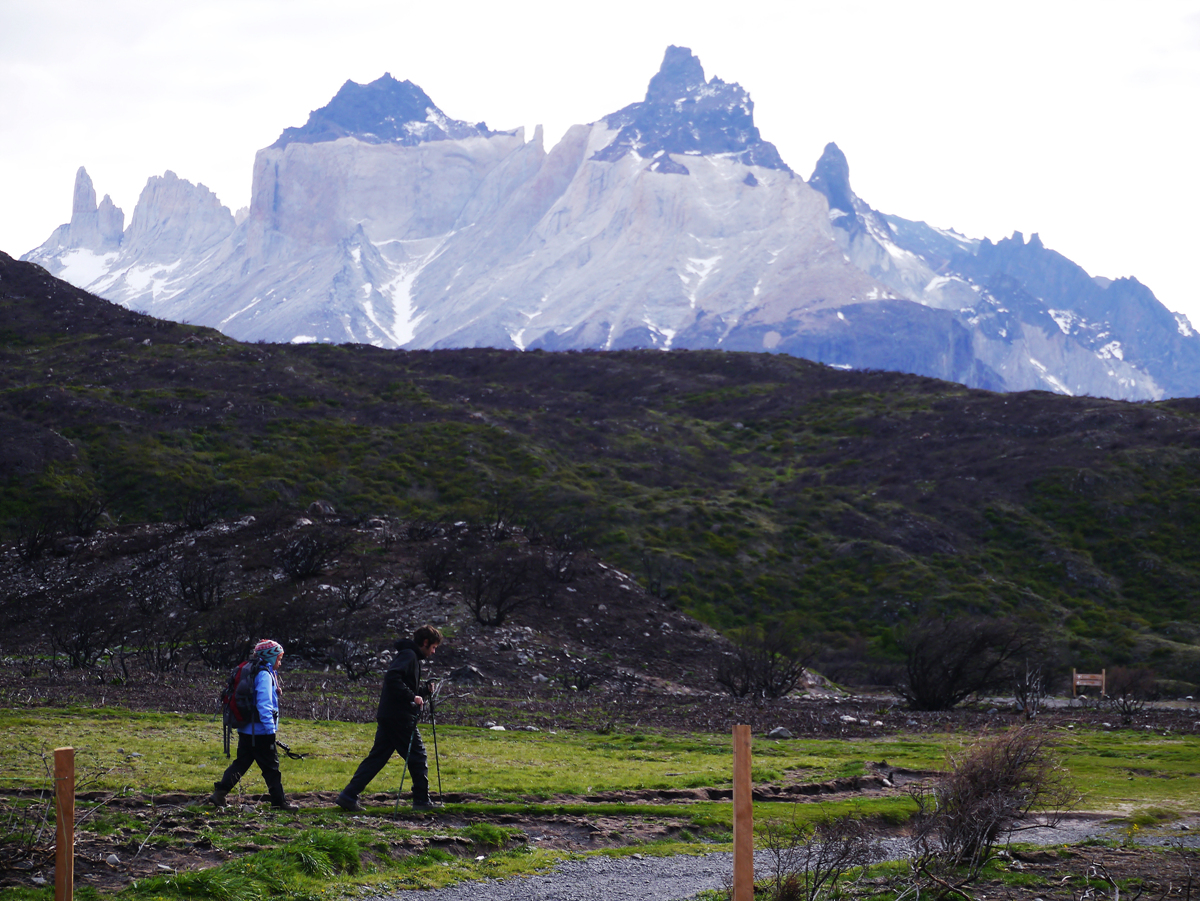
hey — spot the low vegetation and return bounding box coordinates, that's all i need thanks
[2,704,1200,899]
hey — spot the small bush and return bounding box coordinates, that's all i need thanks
[1105,666,1157,723]
[760,810,879,901]
[906,726,1080,893]
[899,616,1038,711]
[280,530,348,580]
[715,622,815,699]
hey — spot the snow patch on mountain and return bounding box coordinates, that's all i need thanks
[58,249,117,286]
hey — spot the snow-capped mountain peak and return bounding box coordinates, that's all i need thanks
[592,45,789,171]
[271,73,507,149]
[22,47,1200,401]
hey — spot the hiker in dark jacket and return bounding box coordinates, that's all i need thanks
[209,639,297,810]
[336,625,442,812]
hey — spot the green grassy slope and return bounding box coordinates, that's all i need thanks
[5,252,1200,679]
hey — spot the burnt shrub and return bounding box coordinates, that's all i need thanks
[716,621,817,699]
[761,810,879,901]
[1105,665,1157,723]
[15,513,61,563]
[66,493,109,538]
[45,584,127,671]
[280,529,348,580]
[460,547,531,627]
[419,543,458,591]
[898,616,1038,711]
[178,488,235,531]
[176,555,226,613]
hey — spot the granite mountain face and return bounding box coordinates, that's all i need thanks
[23,47,1200,399]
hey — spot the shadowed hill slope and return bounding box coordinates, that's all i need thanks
[5,252,1200,684]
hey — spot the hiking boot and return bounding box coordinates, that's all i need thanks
[335,793,363,812]
[207,789,228,807]
[271,800,299,811]
[412,799,443,811]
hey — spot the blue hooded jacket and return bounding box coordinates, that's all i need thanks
[240,660,280,736]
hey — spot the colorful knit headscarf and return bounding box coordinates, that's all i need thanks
[252,640,284,691]
[253,639,284,665]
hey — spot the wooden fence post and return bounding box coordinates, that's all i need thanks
[55,747,74,901]
[733,724,753,901]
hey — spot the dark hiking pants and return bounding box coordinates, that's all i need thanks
[216,732,286,806]
[341,717,429,802]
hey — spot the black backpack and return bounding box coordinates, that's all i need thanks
[219,660,261,756]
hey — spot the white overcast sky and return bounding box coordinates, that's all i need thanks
[2,0,1199,319]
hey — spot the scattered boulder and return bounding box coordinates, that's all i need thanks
[767,726,793,739]
[448,665,488,683]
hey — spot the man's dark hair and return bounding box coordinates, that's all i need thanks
[414,625,443,647]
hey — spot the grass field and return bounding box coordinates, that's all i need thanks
[4,708,1200,900]
[4,707,1200,811]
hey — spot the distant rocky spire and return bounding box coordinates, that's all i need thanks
[67,167,124,251]
[71,166,98,226]
[808,143,856,215]
[644,45,708,101]
[592,46,789,171]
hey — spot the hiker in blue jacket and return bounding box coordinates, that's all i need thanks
[209,639,297,810]
[336,625,442,812]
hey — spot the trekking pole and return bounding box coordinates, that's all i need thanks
[429,681,443,799]
[393,718,418,814]
[276,739,306,760]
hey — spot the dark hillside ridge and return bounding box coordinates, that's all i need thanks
[5,253,1200,686]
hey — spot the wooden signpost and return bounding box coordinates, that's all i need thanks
[55,746,74,901]
[732,724,753,901]
[1072,668,1106,697]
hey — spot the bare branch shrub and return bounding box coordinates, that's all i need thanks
[404,519,441,542]
[187,594,279,671]
[639,548,682,600]
[906,726,1080,892]
[760,809,879,901]
[178,487,238,531]
[419,544,458,591]
[45,585,127,671]
[177,555,226,612]
[899,616,1038,711]
[66,493,109,538]
[0,746,123,873]
[323,565,389,680]
[483,486,519,540]
[1105,666,1157,723]
[280,529,348,579]
[131,586,191,673]
[460,548,531,627]
[716,622,816,699]
[16,513,61,563]
[332,568,387,614]
[1012,659,1049,721]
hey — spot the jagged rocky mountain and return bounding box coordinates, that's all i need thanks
[24,47,1200,399]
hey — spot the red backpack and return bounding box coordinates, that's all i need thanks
[219,660,261,755]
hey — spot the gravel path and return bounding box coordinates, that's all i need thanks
[379,817,1200,901]
[385,850,779,901]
